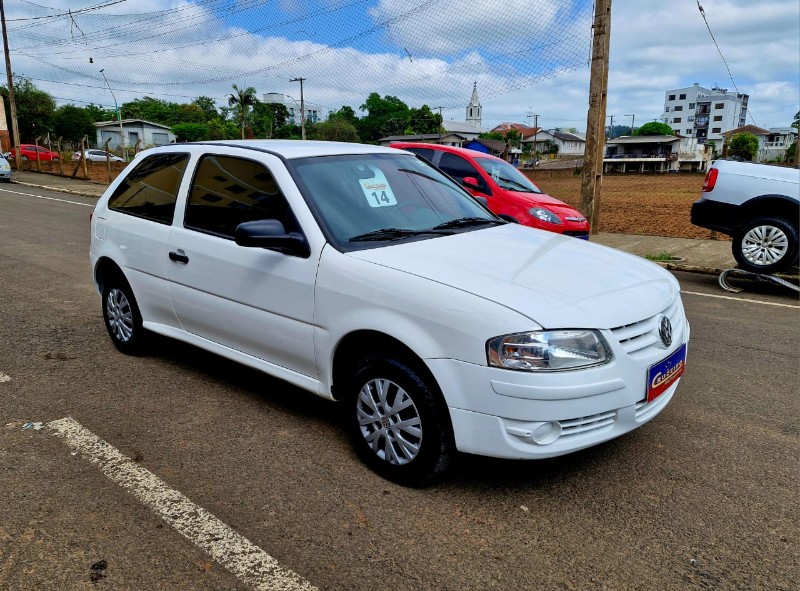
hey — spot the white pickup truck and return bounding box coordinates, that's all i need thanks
[691,159,799,274]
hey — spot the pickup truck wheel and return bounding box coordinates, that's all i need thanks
[346,354,454,487]
[102,277,146,354]
[733,217,799,274]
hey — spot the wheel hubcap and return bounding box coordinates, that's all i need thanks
[106,288,134,342]
[741,225,788,267]
[357,378,422,465]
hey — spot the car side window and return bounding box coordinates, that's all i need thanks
[438,152,490,194]
[184,154,298,239]
[107,153,189,224]
[406,148,436,163]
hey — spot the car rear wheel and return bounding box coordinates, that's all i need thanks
[102,277,146,354]
[733,216,799,274]
[346,354,454,487]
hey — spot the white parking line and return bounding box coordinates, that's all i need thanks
[682,290,800,309]
[0,186,94,207]
[47,417,317,591]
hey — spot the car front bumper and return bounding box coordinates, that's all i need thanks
[427,313,689,460]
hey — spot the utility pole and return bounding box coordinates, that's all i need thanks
[580,0,612,235]
[624,113,635,135]
[436,106,443,142]
[607,114,614,137]
[526,111,539,166]
[290,77,306,140]
[1,0,21,171]
[100,69,127,160]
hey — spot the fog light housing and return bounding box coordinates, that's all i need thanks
[531,421,561,445]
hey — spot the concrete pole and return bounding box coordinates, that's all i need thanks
[290,77,306,140]
[580,0,612,235]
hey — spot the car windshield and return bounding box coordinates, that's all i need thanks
[289,153,500,249]
[475,158,542,193]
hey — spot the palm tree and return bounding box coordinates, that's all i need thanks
[228,84,258,140]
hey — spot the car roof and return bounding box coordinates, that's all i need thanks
[151,140,409,160]
[389,142,502,162]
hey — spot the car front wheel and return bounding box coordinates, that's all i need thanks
[733,216,799,274]
[102,277,146,354]
[346,354,455,487]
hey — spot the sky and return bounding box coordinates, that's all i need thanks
[5,0,799,132]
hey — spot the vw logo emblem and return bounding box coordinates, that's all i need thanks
[658,316,673,348]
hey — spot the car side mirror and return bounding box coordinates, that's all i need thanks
[462,176,480,189]
[498,214,519,224]
[235,219,310,258]
[473,195,489,208]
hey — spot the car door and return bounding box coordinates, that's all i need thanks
[167,150,321,380]
[99,151,191,329]
[437,151,493,197]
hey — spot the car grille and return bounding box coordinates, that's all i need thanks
[563,230,590,240]
[610,296,685,361]
[560,410,617,438]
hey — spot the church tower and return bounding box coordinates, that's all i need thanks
[466,82,482,129]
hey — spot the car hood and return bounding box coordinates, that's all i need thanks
[348,224,678,329]
[502,191,585,218]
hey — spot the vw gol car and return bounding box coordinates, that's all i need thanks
[90,141,689,486]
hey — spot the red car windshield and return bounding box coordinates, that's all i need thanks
[475,158,542,193]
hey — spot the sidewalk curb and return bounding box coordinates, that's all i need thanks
[11,180,102,199]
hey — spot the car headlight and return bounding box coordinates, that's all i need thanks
[487,330,612,371]
[529,206,562,225]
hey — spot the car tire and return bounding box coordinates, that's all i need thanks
[102,276,146,354]
[346,354,455,487]
[732,216,799,274]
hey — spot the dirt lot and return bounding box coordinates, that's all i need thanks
[532,173,725,240]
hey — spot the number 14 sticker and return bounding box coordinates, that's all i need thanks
[359,168,397,208]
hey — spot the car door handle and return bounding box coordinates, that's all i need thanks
[169,251,189,264]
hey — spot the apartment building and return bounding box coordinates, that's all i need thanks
[262,93,321,125]
[661,83,748,143]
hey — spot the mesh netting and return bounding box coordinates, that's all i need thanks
[6,0,593,116]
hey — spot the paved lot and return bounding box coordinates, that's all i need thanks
[1,185,798,590]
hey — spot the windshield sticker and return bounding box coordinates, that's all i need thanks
[359,168,397,208]
[490,166,501,182]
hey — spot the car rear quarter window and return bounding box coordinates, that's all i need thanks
[405,148,436,163]
[184,154,296,239]
[107,153,189,224]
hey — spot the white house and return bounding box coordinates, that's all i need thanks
[522,129,586,156]
[262,93,322,125]
[604,135,711,173]
[95,119,175,150]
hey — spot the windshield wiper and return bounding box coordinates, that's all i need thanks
[431,217,506,230]
[349,227,453,242]
[498,177,541,193]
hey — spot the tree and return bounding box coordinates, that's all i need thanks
[228,84,258,140]
[329,105,359,127]
[207,118,240,140]
[175,103,206,125]
[1,76,56,143]
[407,105,442,135]
[312,118,360,142]
[792,110,799,129]
[633,122,674,136]
[192,96,218,121]
[728,132,759,161]
[171,123,211,142]
[358,93,410,143]
[607,124,633,138]
[120,96,179,126]
[478,132,504,141]
[82,103,116,123]
[251,101,290,138]
[785,140,797,163]
[52,104,96,147]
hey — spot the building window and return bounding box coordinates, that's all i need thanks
[668,94,676,101]
[714,103,724,109]
[673,117,681,123]
[686,130,693,135]
[689,103,695,109]
[688,116,694,122]
[665,106,670,112]
[679,93,686,100]
[673,129,680,135]
[674,106,683,112]
[713,115,722,122]
[711,127,721,133]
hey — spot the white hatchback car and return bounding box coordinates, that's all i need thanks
[90,141,689,485]
[73,149,124,162]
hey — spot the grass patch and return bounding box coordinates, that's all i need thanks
[645,251,681,261]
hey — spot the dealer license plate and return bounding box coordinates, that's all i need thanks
[646,343,686,403]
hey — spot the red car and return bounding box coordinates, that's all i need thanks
[10,144,60,162]
[391,143,589,238]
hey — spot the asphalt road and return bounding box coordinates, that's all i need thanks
[1,185,798,591]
